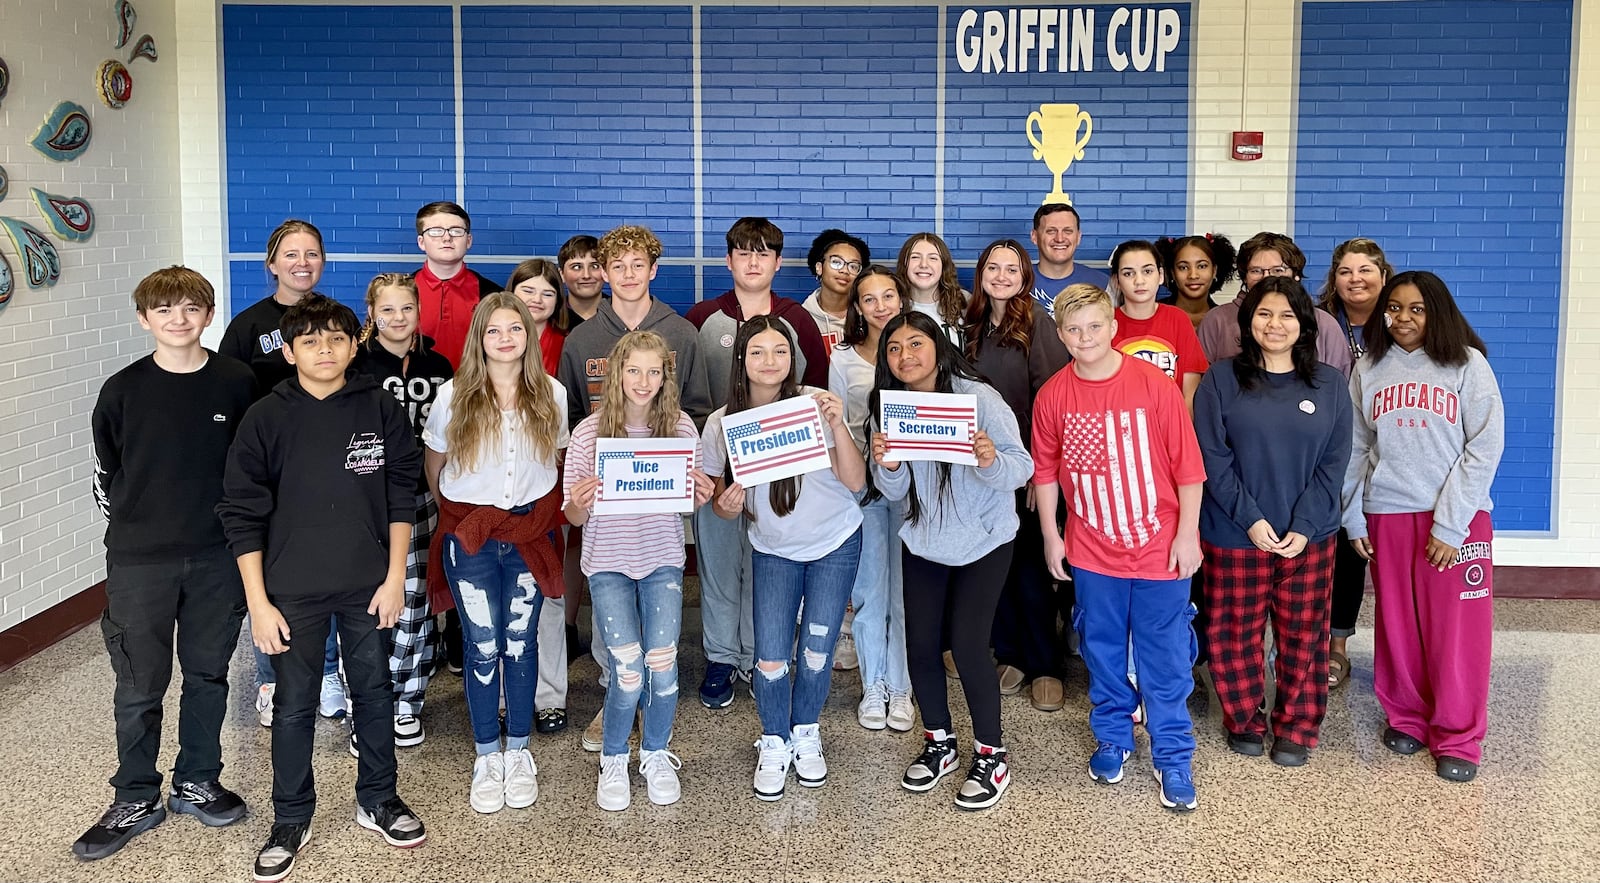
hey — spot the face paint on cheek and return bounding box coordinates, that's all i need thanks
[1384,314,1393,328]
[374,318,389,331]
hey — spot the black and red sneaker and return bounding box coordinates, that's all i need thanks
[954,746,1010,811]
[901,733,959,792]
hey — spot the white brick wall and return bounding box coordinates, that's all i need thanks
[0,0,184,629]
[173,0,229,348]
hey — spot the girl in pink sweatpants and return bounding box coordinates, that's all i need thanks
[1341,271,1504,783]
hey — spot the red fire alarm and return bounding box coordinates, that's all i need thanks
[1232,131,1264,161]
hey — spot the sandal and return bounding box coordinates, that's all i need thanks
[1327,651,1351,689]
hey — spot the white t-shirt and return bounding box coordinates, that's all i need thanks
[702,388,864,562]
[909,290,969,347]
[826,344,875,456]
[422,377,570,507]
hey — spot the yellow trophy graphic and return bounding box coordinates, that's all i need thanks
[1026,103,1094,205]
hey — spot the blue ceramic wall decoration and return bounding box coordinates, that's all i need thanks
[30,189,95,241]
[1,217,63,289]
[97,60,133,108]
[0,166,8,203]
[115,0,137,49]
[0,57,10,109]
[0,251,13,312]
[30,102,93,161]
[129,34,157,64]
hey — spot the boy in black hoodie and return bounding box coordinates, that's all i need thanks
[218,295,426,882]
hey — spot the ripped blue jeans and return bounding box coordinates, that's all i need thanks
[443,535,544,754]
[751,529,862,737]
[588,567,684,756]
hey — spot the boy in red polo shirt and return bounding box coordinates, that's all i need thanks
[413,201,503,369]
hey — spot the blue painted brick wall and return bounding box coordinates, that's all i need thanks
[222,5,457,255]
[1295,0,1570,532]
[459,5,697,283]
[941,4,1191,264]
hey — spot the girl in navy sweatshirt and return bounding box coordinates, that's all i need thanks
[870,311,1033,810]
[1194,277,1352,766]
[353,273,453,751]
[1342,271,1504,783]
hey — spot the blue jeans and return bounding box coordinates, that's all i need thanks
[694,505,754,670]
[1072,566,1198,770]
[752,529,862,736]
[850,497,909,694]
[588,567,685,756]
[443,535,544,753]
[253,617,339,686]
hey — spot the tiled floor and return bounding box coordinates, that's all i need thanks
[2,595,1598,882]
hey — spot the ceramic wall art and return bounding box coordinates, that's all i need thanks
[129,34,157,63]
[97,60,133,108]
[30,102,93,161]
[0,252,13,312]
[1,217,63,288]
[0,57,10,109]
[0,166,8,203]
[115,0,137,48]
[30,189,95,241]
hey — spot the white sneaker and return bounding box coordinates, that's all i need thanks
[886,691,916,732]
[318,672,347,719]
[752,735,791,801]
[256,684,275,728]
[597,753,631,812]
[791,723,827,788]
[503,748,538,809]
[469,752,506,813]
[857,682,889,730]
[393,714,425,747]
[638,749,682,806]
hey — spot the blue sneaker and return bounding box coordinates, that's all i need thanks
[1154,766,1198,812]
[699,662,736,709]
[1088,742,1130,785]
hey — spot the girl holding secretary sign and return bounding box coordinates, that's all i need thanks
[702,317,865,802]
[868,311,1033,810]
[563,331,714,811]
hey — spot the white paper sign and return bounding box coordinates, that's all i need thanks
[880,390,978,466]
[593,437,697,515]
[721,395,832,486]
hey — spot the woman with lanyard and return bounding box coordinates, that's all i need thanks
[1316,238,1393,690]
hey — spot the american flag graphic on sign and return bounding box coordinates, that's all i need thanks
[882,402,977,455]
[726,406,826,477]
[1060,408,1161,549]
[595,448,695,502]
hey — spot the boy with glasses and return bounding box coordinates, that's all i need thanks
[1195,231,1351,374]
[412,201,504,369]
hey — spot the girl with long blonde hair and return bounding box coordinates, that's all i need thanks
[564,330,713,811]
[422,293,568,814]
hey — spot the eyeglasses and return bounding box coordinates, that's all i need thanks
[422,226,469,239]
[1244,265,1293,281]
[827,255,863,274]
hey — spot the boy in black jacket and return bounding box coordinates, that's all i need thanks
[76,267,256,862]
[218,295,426,882]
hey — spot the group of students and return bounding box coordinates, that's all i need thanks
[75,199,1505,881]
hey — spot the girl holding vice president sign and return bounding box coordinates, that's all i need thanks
[869,311,1033,811]
[563,330,714,812]
[702,316,865,802]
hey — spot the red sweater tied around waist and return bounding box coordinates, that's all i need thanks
[428,485,564,615]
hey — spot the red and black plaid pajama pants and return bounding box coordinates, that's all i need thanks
[1203,536,1336,749]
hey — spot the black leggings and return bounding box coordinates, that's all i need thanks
[1329,528,1370,637]
[904,542,1014,748]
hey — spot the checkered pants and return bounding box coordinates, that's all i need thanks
[1202,536,1335,748]
[389,492,438,716]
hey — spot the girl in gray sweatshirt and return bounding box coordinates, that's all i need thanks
[1340,270,1504,783]
[867,312,1032,811]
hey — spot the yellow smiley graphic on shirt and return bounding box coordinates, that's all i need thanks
[1116,336,1179,380]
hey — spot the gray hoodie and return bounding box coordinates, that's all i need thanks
[872,378,1033,566]
[1341,346,1505,547]
[556,298,712,430]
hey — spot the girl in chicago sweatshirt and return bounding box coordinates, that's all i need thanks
[1341,270,1504,783]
